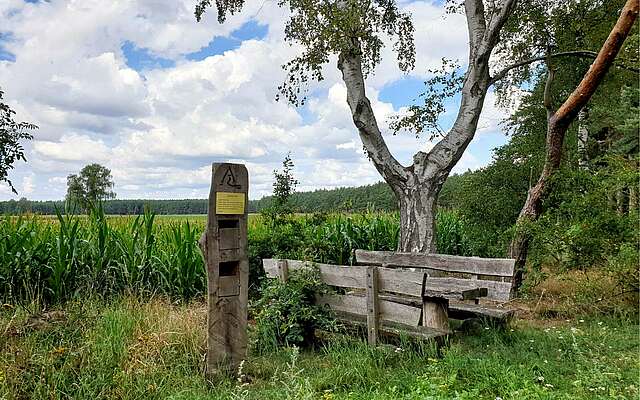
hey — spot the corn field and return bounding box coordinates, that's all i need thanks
[1,207,474,305]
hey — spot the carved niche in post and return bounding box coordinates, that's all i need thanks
[198,163,249,377]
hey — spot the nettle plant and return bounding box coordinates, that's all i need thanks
[252,266,337,353]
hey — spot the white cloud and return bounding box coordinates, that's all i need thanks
[0,0,508,201]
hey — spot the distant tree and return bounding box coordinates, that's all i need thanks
[66,163,116,210]
[262,154,299,225]
[273,153,298,212]
[0,87,37,194]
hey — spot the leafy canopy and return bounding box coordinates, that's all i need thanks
[195,0,415,106]
[66,163,116,210]
[0,88,37,194]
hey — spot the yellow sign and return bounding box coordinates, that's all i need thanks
[216,192,245,215]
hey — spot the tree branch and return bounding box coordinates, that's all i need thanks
[482,0,518,51]
[337,47,409,187]
[553,0,639,126]
[464,0,487,56]
[489,51,599,85]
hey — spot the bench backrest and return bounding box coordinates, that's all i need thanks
[355,250,516,302]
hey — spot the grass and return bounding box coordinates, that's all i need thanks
[1,296,638,400]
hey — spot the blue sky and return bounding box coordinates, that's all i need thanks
[0,0,509,201]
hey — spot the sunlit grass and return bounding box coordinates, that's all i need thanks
[1,297,637,399]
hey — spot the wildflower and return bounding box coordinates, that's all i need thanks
[537,376,545,382]
[51,346,66,356]
[545,383,554,388]
[484,327,490,330]
[597,321,603,325]
[578,319,584,323]
[394,347,403,353]
[529,339,535,343]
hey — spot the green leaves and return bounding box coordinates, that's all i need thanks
[66,164,116,211]
[0,87,37,194]
[195,0,415,106]
[253,266,337,352]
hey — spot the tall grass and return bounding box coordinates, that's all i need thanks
[1,207,475,305]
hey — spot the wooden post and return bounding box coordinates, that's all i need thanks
[421,273,449,331]
[277,259,289,283]
[199,163,249,379]
[366,266,379,345]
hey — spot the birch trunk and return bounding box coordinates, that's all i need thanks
[577,108,589,168]
[336,0,516,254]
[397,184,439,252]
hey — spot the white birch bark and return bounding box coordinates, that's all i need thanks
[337,0,517,252]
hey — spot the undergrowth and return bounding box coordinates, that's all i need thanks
[0,297,637,399]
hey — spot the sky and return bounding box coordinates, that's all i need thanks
[0,0,511,201]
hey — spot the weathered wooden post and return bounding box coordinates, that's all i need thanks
[198,163,249,378]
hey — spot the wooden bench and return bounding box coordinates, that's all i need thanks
[262,258,454,344]
[355,250,516,322]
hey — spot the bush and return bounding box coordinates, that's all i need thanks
[252,267,337,353]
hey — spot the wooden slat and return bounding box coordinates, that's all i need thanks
[378,267,511,301]
[423,287,487,301]
[318,294,422,327]
[333,312,449,339]
[277,259,288,282]
[356,250,515,278]
[448,302,515,320]
[263,259,366,289]
[366,266,379,345]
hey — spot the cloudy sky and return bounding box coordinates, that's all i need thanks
[0,0,510,201]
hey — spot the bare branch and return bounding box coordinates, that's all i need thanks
[338,47,409,186]
[554,0,640,126]
[483,0,518,50]
[489,51,599,85]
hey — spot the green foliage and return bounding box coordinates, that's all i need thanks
[0,87,36,194]
[195,0,415,106]
[527,164,637,273]
[66,163,116,210]
[1,209,477,306]
[389,58,465,139]
[253,267,336,352]
[261,154,299,226]
[1,298,638,399]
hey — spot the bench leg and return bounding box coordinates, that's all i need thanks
[422,297,449,331]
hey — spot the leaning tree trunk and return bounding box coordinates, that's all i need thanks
[509,0,639,291]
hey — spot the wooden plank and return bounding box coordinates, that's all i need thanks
[379,298,422,326]
[422,297,449,330]
[366,266,379,345]
[423,287,487,301]
[263,259,365,289]
[356,250,515,278]
[333,312,449,340]
[318,294,422,327]
[448,302,515,320]
[318,294,366,315]
[277,259,288,282]
[378,267,511,301]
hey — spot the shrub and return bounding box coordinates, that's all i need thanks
[252,266,337,353]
